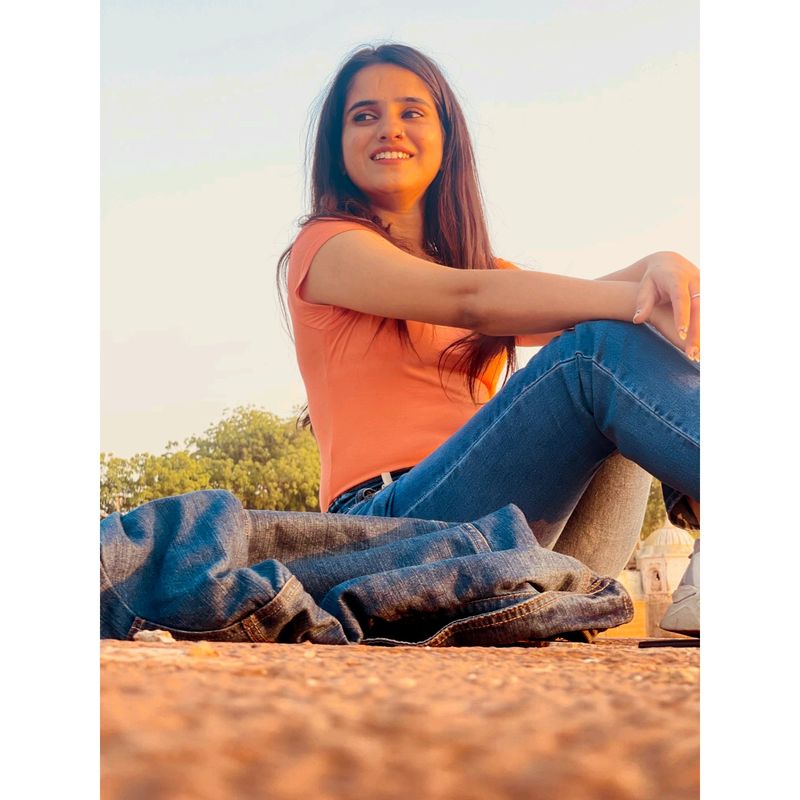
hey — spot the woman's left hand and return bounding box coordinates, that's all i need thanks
[631,251,700,361]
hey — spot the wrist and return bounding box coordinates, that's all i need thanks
[594,280,640,322]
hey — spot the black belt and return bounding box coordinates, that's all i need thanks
[342,467,413,497]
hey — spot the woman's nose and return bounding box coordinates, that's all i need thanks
[378,118,404,140]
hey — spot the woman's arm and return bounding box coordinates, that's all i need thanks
[303,228,673,341]
[598,251,700,358]
[466,270,638,335]
[494,259,562,347]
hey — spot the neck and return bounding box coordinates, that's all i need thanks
[369,201,427,257]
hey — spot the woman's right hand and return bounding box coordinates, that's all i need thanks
[629,251,700,361]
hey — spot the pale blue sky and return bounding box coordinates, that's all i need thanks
[101,0,698,456]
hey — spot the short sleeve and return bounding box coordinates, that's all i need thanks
[287,219,372,330]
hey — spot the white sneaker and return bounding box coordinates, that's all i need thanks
[660,539,700,637]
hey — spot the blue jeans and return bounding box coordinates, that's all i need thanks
[329,320,699,547]
[100,490,634,644]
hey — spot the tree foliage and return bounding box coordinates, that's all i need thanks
[100,407,320,515]
[640,477,668,540]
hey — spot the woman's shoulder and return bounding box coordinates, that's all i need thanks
[292,216,377,253]
[289,216,378,285]
[287,217,379,328]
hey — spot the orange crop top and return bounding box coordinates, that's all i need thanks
[287,218,535,512]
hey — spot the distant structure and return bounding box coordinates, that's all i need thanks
[637,523,695,596]
[610,520,696,638]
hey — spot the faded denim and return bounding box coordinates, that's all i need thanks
[100,320,695,646]
[100,489,634,646]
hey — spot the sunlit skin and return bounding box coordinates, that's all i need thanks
[342,64,444,257]
[337,64,701,517]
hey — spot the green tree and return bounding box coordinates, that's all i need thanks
[100,407,321,515]
[187,406,321,510]
[99,453,139,514]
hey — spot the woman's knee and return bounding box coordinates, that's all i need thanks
[572,318,635,342]
[514,318,650,394]
[569,319,654,361]
[529,319,637,365]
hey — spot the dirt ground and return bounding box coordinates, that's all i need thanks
[101,638,699,800]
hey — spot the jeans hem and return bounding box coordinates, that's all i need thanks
[662,485,700,531]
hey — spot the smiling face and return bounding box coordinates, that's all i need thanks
[341,63,444,212]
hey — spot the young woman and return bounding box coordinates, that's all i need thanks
[277,44,700,633]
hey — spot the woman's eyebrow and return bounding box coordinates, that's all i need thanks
[346,96,433,114]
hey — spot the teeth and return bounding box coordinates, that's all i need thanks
[373,151,411,160]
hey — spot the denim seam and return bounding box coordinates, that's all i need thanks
[243,614,272,643]
[124,574,301,639]
[613,576,633,619]
[421,576,616,645]
[461,521,491,552]
[246,576,303,625]
[423,593,565,645]
[401,357,578,517]
[243,507,253,541]
[453,590,540,611]
[573,352,699,448]
[442,582,607,638]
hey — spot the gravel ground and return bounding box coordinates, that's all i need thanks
[101,638,699,800]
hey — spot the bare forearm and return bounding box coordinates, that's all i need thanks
[465,270,639,335]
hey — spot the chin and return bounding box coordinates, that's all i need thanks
[362,181,417,198]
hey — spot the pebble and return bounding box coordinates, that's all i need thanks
[132,629,176,643]
[187,641,219,658]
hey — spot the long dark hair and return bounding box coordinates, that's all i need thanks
[276,43,516,430]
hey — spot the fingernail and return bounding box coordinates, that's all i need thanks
[687,347,699,361]
[633,309,641,321]
[679,327,688,340]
